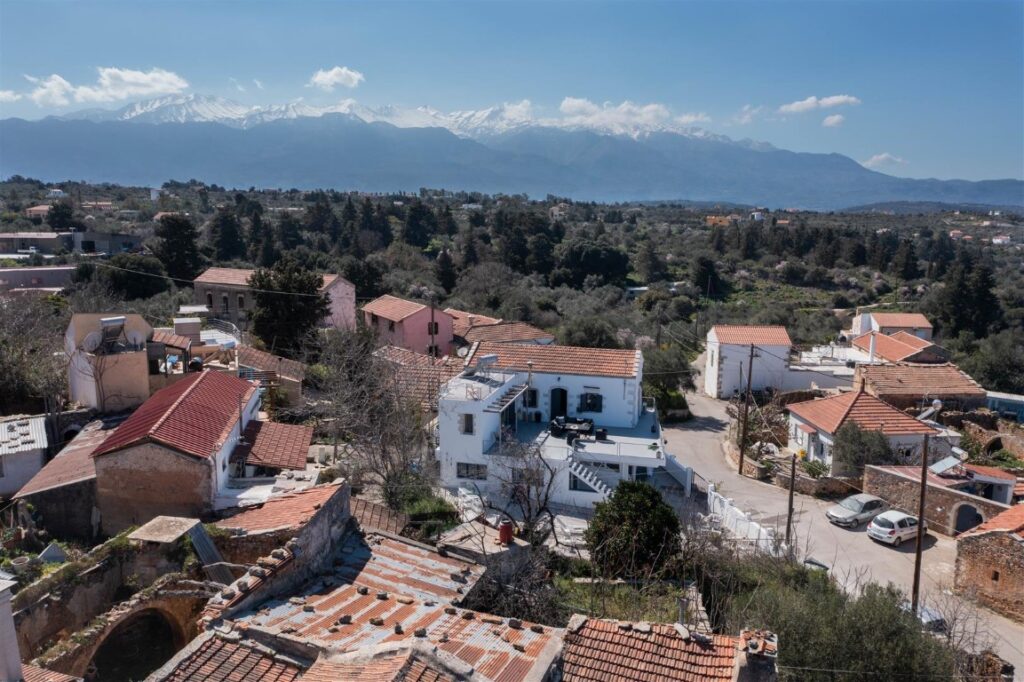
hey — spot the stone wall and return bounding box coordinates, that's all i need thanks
[863,466,1011,536]
[23,479,98,544]
[724,442,770,479]
[955,532,1024,623]
[772,465,859,498]
[95,443,213,535]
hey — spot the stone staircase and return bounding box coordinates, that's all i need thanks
[568,460,612,499]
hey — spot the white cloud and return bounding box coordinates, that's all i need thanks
[862,152,907,169]
[253,79,264,90]
[229,77,246,93]
[25,74,75,107]
[72,67,188,103]
[307,66,365,91]
[26,67,189,107]
[733,104,762,125]
[0,90,22,103]
[557,97,672,133]
[779,94,860,114]
[502,99,533,121]
[822,114,845,127]
[677,112,711,125]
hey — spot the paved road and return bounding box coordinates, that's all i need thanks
[666,390,1024,676]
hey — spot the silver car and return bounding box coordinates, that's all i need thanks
[825,493,888,528]
[867,510,927,546]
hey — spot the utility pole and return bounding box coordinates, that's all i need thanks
[911,434,930,614]
[737,344,756,475]
[428,291,437,359]
[785,451,796,547]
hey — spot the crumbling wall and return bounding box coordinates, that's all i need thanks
[22,479,98,544]
[955,532,1024,623]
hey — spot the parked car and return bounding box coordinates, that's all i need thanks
[867,510,926,546]
[900,600,948,633]
[825,493,888,527]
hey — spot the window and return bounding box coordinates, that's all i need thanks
[992,570,1000,582]
[206,292,213,308]
[457,462,487,480]
[237,294,245,310]
[569,474,596,492]
[427,345,440,357]
[427,321,439,335]
[221,293,230,313]
[578,392,603,413]
[388,320,396,332]
[524,389,538,408]
[460,413,475,435]
[371,313,379,324]
[710,350,715,366]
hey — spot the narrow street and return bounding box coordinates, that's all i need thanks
[665,390,1024,675]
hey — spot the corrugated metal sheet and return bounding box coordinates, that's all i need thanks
[0,416,48,456]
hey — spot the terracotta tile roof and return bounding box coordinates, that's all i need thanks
[851,332,937,363]
[562,617,739,682]
[160,633,303,682]
[351,497,410,535]
[303,651,456,682]
[152,328,192,350]
[194,267,345,291]
[870,312,933,329]
[873,465,972,489]
[787,390,938,436]
[238,346,306,382]
[377,345,442,367]
[857,363,985,398]
[93,371,256,460]
[465,341,640,378]
[444,308,502,337]
[15,416,125,498]
[959,504,1024,540]
[216,483,343,534]
[363,295,427,321]
[395,362,462,412]
[463,321,555,344]
[710,325,792,346]
[233,421,312,471]
[21,664,79,682]
[235,581,558,682]
[888,331,932,349]
[964,463,1017,481]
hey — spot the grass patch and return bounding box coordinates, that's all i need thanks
[553,578,688,623]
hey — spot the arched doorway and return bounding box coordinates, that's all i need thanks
[87,609,184,682]
[550,388,568,419]
[954,504,983,534]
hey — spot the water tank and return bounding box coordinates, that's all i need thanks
[498,519,514,545]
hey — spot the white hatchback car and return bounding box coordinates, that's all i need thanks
[867,510,926,546]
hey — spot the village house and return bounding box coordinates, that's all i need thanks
[90,370,314,534]
[0,416,49,499]
[461,320,556,346]
[192,266,356,331]
[847,311,933,340]
[955,505,1024,622]
[65,314,154,412]
[23,205,51,221]
[0,266,75,295]
[854,363,987,411]
[849,330,949,364]
[362,294,454,357]
[436,341,692,508]
[444,306,502,337]
[0,231,65,255]
[703,325,792,399]
[236,345,306,406]
[786,389,938,474]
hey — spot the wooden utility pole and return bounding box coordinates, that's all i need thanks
[911,434,930,614]
[785,451,796,546]
[429,292,437,359]
[737,344,756,475]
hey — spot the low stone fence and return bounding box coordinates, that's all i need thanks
[724,442,770,480]
[770,462,859,498]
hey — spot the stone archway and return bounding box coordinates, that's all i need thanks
[953,503,984,534]
[984,436,1003,455]
[84,607,186,682]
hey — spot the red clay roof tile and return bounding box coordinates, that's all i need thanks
[959,504,1024,540]
[710,325,792,346]
[160,633,303,682]
[787,390,938,436]
[93,371,256,460]
[857,363,985,398]
[462,321,555,344]
[21,664,79,682]
[237,346,306,382]
[15,416,123,498]
[215,483,343,534]
[444,308,502,337]
[869,312,933,329]
[362,295,428,321]
[233,421,312,471]
[195,267,345,291]
[851,332,941,363]
[465,342,639,378]
[351,497,410,535]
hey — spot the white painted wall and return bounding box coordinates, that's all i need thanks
[0,449,45,497]
[211,388,261,498]
[704,334,790,398]
[787,413,928,472]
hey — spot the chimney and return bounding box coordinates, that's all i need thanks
[868,333,877,363]
[0,580,23,682]
[736,629,778,682]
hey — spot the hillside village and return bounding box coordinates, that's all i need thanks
[0,180,1022,681]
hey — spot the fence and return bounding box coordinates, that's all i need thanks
[705,483,783,555]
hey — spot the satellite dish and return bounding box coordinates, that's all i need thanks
[127,330,147,347]
[82,332,102,353]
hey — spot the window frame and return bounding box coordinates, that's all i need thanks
[460,413,475,435]
[578,392,604,413]
[456,462,487,480]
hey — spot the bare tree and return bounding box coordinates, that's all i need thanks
[485,440,564,546]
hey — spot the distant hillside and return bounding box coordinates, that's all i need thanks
[843,200,1023,214]
[2,108,1022,210]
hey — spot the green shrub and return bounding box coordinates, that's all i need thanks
[801,459,829,479]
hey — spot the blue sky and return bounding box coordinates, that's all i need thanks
[1,0,1022,181]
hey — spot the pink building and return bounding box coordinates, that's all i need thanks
[362,294,454,357]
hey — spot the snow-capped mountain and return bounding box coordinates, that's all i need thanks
[56,94,718,139]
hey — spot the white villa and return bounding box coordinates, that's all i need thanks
[436,342,692,509]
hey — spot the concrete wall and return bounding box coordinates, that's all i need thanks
[704,340,790,399]
[863,465,1011,536]
[95,443,213,535]
[0,266,74,292]
[0,449,45,498]
[955,532,1024,623]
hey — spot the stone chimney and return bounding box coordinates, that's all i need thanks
[0,580,23,682]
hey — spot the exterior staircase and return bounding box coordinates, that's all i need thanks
[484,384,528,413]
[568,460,612,500]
